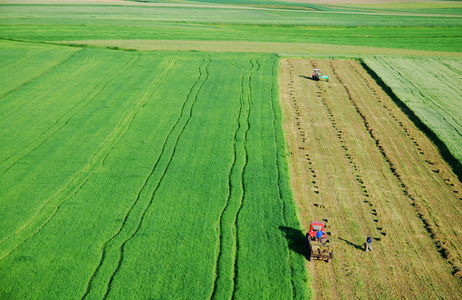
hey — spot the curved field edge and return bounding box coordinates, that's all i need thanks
[362,57,462,182]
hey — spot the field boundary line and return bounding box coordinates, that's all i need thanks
[53,40,462,58]
[270,57,298,299]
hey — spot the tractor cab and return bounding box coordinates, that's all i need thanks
[308,221,326,240]
[312,68,321,80]
[312,68,328,82]
[306,221,334,262]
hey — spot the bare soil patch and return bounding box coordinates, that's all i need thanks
[279,59,462,298]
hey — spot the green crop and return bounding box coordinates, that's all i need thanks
[0,41,308,299]
[1,3,461,53]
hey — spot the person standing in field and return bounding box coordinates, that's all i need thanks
[366,234,373,252]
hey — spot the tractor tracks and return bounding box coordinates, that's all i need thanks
[211,59,259,300]
[0,53,138,178]
[83,58,210,299]
[0,54,142,257]
[0,57,176,265]
[0,48,84,109]
[0,50,90,121]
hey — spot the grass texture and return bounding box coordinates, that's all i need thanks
[363,57,462,170]
[0,3,461,53]
[0,43,308,299]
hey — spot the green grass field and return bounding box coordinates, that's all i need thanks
[0,2,461,53]
[0,41,309,298]
[0,0,461,298]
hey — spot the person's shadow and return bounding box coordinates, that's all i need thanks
[279,226,308,259]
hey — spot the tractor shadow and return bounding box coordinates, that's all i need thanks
[299,75,317,81]
[338,237,364,251]
[279,226,308,259]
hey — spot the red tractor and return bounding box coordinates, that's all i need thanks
[305,221,334,262]
[312,68,321,80]
[307,221,328,241]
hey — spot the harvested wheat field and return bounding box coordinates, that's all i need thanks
[280,59,462,299]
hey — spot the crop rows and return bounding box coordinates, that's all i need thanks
[0,47,307,299]
[279,59,462,298]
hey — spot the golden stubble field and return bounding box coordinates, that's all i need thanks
[279,59,462,299]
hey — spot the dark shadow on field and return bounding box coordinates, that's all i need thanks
[338,237,364,251]
[299,75,316,81]
[360,61,462,182]
[279,226,308,259]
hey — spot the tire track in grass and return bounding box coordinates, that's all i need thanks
[419,58,461,97]
[0,56,174,261]
[0,49,87,120]
[437,58,462,78]
[0,53,139,247]
[83,58,210,300]
[410,58,462,132]
[211,59,259,300]
[0,54,137,178]
[0,50,43,79]
[232,59,260,299]
[0,49,83,104]
[210,62,246,300]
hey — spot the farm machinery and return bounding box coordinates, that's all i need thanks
[305,221,334,262]
[312,68,329,82]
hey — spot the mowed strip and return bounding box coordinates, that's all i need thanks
[279,59,462,298]
[55,40,462,57]
[363,56,462,166]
